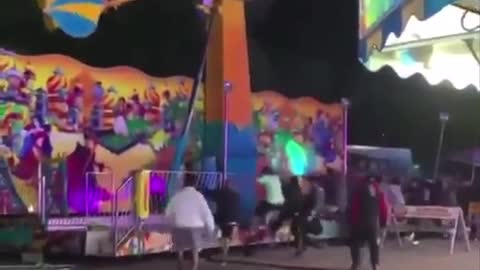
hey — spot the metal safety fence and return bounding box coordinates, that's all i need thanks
[85,171,115,218]
[112,170,226,254]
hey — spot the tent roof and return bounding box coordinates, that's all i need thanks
[359,0,458,61]
[360,3,480,90]
[383,5,479,45]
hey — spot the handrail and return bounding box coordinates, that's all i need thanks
[116,175,133,193]
[113,175,133,253]
[84,171,113,217]
[111,170,228,255]
[115,226,135,253]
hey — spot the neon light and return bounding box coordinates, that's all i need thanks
[285,139,308,176]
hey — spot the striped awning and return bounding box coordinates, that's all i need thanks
[359,0,457,62]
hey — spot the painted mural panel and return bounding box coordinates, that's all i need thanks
[252,92,344,177]
[0,50,199,215]
[0,50,344,216]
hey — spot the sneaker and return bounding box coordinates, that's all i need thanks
[405,232,415,241]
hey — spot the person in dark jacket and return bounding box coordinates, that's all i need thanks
[212,181,240,265]
[270,176,316,256]
[349,175,388,270]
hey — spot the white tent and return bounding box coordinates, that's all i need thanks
[366,5,480,90]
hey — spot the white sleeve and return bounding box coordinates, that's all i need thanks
[197,193,215,233]
[164,197,175,223]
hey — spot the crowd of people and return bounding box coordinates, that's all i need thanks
[162,164,480,270]
[347,171,480,270]
[163,166,328,270]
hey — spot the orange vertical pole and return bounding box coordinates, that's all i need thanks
[205,0,252,127]
[203,0,256,221]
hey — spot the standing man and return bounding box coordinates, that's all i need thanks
[165,174,215,270]
[349,175,388,270]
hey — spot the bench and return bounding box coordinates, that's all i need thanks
[383,206,471,254]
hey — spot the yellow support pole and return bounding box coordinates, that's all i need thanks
[135,170,150,219]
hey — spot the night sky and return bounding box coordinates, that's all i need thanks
[1,0,479,174]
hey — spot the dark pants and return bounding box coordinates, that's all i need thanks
[255,201,283,220]
[350,227,380,269]
[270,205,293,231]
[291,214,307,253]
[471,223,478,239]
[270,206,307,253]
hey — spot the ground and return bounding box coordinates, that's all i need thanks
[26,239,475,270]
[212,239,476,270]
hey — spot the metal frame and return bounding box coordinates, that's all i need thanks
[382,31,480,52]
[84,171,114,218]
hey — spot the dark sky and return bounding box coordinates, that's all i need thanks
[1,0,479,174]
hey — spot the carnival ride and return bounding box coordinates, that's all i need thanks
[0,0,474,259]
[0,0,346,257]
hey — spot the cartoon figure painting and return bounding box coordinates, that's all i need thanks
[0,50,201,215]
[113,97,129,136]
[0,50,344,216]
[253,93,344,177]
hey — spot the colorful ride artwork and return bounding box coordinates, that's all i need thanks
[0,51,345,250]
[0,0,346,257]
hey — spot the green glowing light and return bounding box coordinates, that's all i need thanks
[285,138,308,176]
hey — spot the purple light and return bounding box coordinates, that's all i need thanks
[150,173,167,196]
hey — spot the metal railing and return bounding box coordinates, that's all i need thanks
[112,170,226,254]
[37,176,47,225]
[151,170,226,212]
[85,171,114,218]
[113,175,135,252]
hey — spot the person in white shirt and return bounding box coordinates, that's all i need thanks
[257,167,285,210]
[387,177,406,207]
[256,167,285,223]
[165,174,215,270]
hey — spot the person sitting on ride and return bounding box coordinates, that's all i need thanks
[255,167,285,224]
